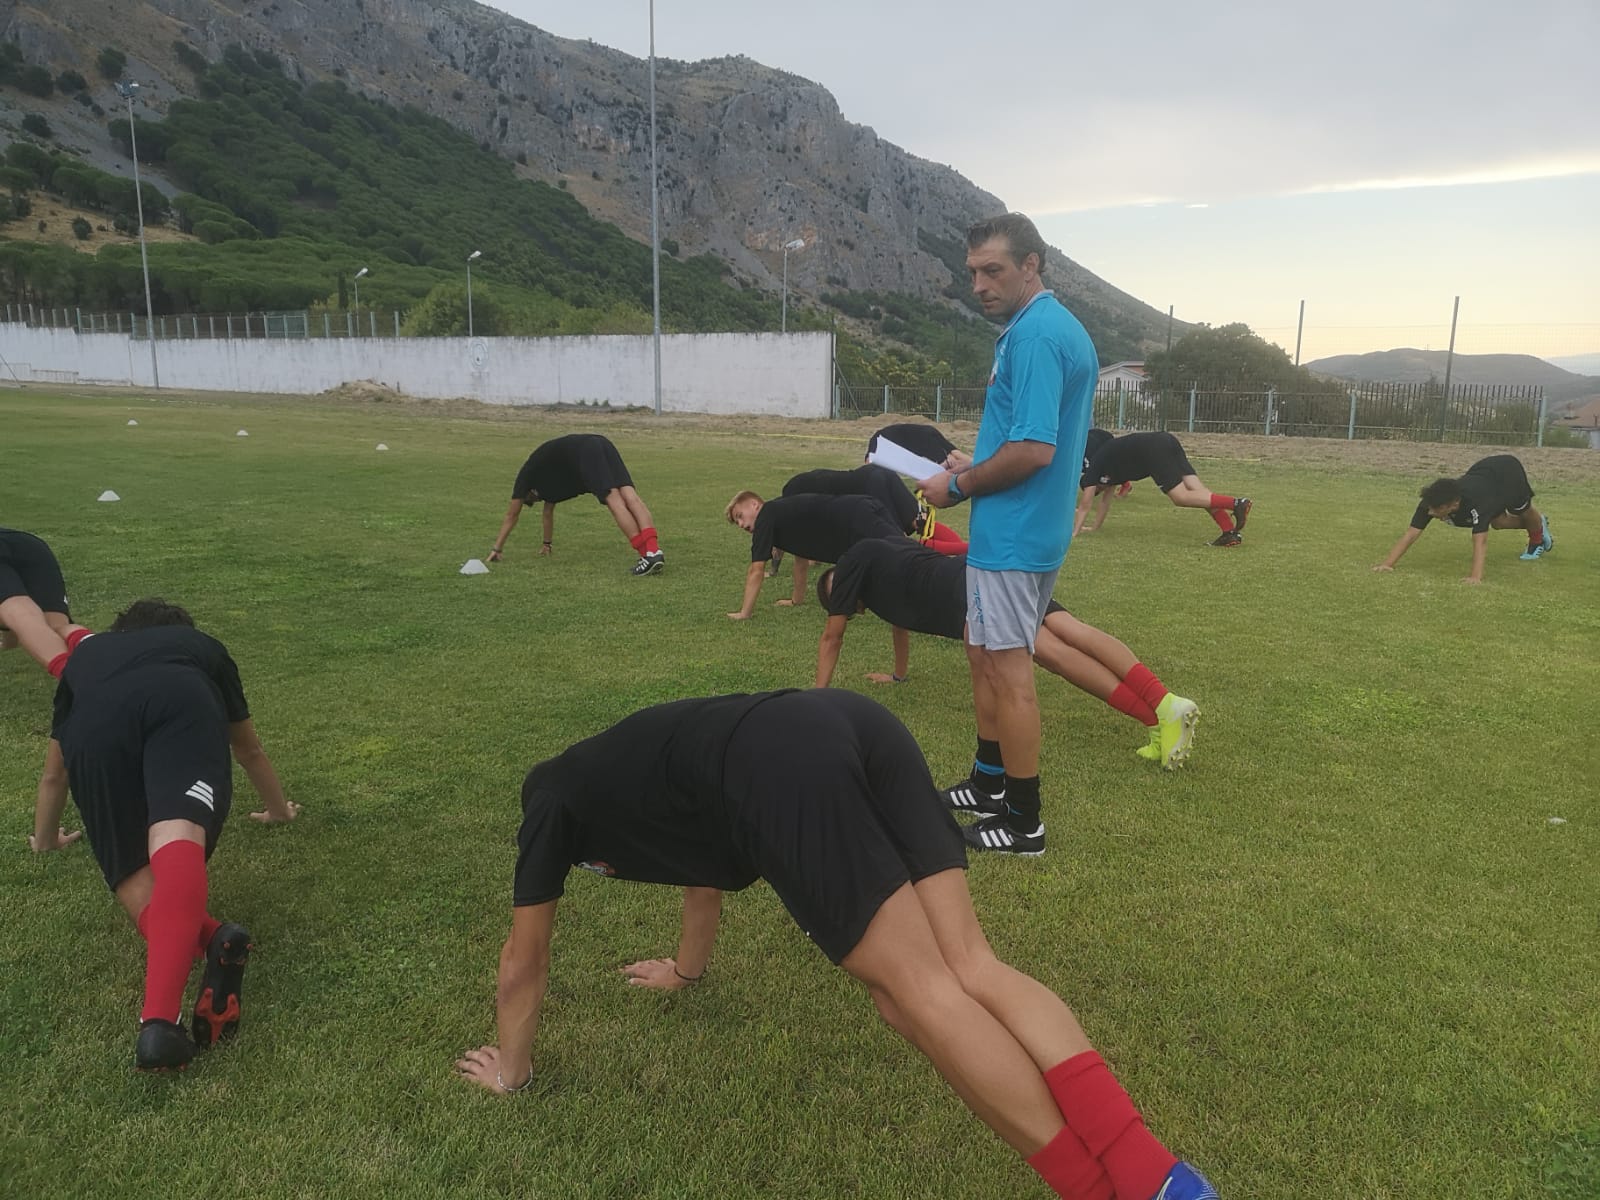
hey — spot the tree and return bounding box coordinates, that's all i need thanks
[1144,322,1337,393]
[56,69,89,93]
[97,47,126,80]
[21,113,52,139]
[17,65,53,98]
[72,216,93,240]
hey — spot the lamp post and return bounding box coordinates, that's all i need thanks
[115,80,159,389]
[353,266,368,335]
[648,0,662,415]
[781,238,805,333]
[466,250,482,337]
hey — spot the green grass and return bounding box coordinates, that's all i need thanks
[2,388,1597,1199]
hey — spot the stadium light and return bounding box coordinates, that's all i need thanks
[115,80,159,389]
[466,250,482,337]
[781,238,806,334]
[353,267,369,335]
[648,0,661,415]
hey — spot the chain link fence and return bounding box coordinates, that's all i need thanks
[6,304,407,340]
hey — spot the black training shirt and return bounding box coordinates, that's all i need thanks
[1083,428,1113,474]
[1409,456,1526,534]
[52,626,250,738]
[510,435,600,504]
[782,465,920,534]
[513,692,797,905]
[827,539,968,640]
[1081,431,1180,489]
[749,494,905,565]
[867,423,958,464]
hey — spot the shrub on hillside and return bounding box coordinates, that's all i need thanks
[97,48,127,80]
[21,113,51,139]
[17,65,53,98]
[57,69,89,93]
[72,216,93,240]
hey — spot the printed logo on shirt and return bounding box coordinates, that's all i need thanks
[576,860,616,877]
[184,780,216,811]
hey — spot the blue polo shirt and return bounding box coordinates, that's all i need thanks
[968,291,1097,572]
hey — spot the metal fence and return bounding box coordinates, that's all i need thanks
[834,379,1557,447]
[6,305,407,340]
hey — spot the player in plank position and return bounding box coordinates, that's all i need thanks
[867,422,959,465]
[28,599,299,1071]
[814,539,1198,774]
[1075,432,1251,547]
[784,463,967,556]
[455,688,1220,1200]
[488,434,665,576]
[1073,429,1133,534]
[1372,454,1553,584]
[0,527,93,677]
[723,491,905,619]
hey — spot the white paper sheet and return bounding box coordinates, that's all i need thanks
[868,437,944,481]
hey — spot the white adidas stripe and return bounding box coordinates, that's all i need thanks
[184,780,216,810]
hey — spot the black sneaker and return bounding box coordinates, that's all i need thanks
[135,1018,197,1072]
[963,814,1046,856]
[1209,530,1242,548]
[941,778,1007,818]
[1232,497,1252,532]
[191,922,252,1049]
[631,551,665,577]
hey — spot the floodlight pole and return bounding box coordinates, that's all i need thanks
[353,267,368,334]
[118,81,159,389]
[648,0,662,416]
[1293,299,1305,366]
[781,238,805,333]
[467,250,482,337]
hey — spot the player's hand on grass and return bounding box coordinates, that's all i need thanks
[775,598,796,607]
[1462,576,1483,586]
[27,827,81,853]
[538,543,552,557]
[250,800,301,824]
[455,1045,530,1094]
[727,611,751,621]
[487,549,503,563]
[620,958,695,990]
[864,672,897,685]
[1371,564,1394,573]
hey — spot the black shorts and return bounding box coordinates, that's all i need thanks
[1148,435,1196,493]
[0,529,71,618]
[721,691,966,964]
[1473,455,1535,513]
[576,437,634,503]
[62,672,233,891]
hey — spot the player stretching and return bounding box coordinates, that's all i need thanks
[1373,454,1552,584]
[1076,432,1252,547]
[488,434,665,576]
[456,689,1220,1200]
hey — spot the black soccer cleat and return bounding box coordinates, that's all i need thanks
[941,778,1008,819]
[136,1018,197,1072]
[631,551,665,576]
[1209,530,1242,548]
[963,814,1046,856]
[191,922,252,1049]
[1232,497,1252,532]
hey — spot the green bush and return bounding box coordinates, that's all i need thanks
[56,69,89,93]
[97,47,126,80]
[22,113,53,139]
[72,216,93,240]
[17,65,53,98]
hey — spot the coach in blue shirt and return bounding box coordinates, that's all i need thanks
[920,212,1096,856]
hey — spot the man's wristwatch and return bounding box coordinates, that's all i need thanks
[947,474,965,502]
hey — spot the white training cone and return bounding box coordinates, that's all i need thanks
[460,558,490,575]
[97,490,120,502]
[127,419,139,426]
[236,429,249,437]
[376,443,389,451]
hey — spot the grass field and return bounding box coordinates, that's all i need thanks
[2,387,1597,1199]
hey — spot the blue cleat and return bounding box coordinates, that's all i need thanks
[1153,1161,1220,1200]
[1541,514,1553,552]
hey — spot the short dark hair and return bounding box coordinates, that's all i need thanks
[815,567,835,609]
[1419,478,1462,509]
[966,212,1047,272]
[110,598,195,632]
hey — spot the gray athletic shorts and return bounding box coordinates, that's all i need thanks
[965,565,1059,653]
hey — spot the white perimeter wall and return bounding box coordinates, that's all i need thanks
[0,326,835,418]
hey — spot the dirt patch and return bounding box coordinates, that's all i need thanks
[15,191,197,254]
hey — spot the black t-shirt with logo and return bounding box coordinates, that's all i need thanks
[826,539,968,639]
[782,465,920,534]
[513,692,798,906]
[52,626,250,739]
[1409,455,1532,534]
[1083,427,1114,474]
[1081,431,1188,489]
[749,494,905,564]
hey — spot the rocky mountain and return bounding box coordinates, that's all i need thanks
[0,0,1177,353]
[1306,349,1600,405]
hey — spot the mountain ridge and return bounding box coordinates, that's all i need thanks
[1306,348,1600,406]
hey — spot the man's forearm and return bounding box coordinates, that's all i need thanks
[541,504,556,545]
[492,505,522,553]
[674,887,722,979]
[1468,534,1488,580]
[789,557,810,605]
[1381,528,1421,567]
[495,937,550,1087]
[238,749,290,815]
[891,626,911,679]
[957,440,1055,498]
[33,773,69,842]
[734,563,765,617]
[815,624,846,687]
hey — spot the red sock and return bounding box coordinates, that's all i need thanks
[925,522,969,555]
[1209,508,1235,531]
[47,652,68,678]
[1028,1125,1115,1200]
[639,526,660,555]
[1122,664,1168,713]
[65,628,94,651]
[628,530,649,553]
[1106,682,1158,726]
[137,841,209,1023]
[1208,494,1235,510]
[1046,1052,1177,1200]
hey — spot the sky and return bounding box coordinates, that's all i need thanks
[486,0,1598,362]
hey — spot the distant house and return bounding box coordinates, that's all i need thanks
[1554,395,1600,449]
[1098,361,1147,391]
